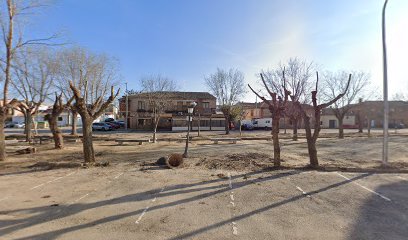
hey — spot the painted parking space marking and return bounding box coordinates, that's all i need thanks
[135,187,165,224]
[397,176,407,181]
[335,172,391,202]
[114,172,124,179]
[295,186,311,198]
[30,171,77,190]
[228,172,238,236]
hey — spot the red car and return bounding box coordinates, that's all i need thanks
[106,122,120,129]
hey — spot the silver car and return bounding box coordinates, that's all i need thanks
[92,122,112,131]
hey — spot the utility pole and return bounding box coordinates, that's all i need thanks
[382,0,389,166]
[125,82,129,131]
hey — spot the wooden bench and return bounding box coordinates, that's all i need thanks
[115,139,151,145]
[210,138,241,144]
[32,136,52,145]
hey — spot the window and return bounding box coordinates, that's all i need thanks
[58,117,63,121]
[138,119,145,126]
[138,101,145,110]
[203,102,210,109]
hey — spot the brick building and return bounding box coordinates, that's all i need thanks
[118,91,226,131]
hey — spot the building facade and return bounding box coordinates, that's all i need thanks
[118,91,226,131]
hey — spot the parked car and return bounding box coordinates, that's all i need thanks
[92,122,112,131]
[106,122,120,129]
[104,118,115,123]
[5,122,15,128]
[14,122,25,128]
[115,120,125,127]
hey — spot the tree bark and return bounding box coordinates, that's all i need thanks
[292,118,298,141]
[225,114,230,135]
[338,116,344,139]
[303,115,319,167]
[153,115,159,143]
[81,117,95,163]
[24,111,33,142]
[272,116,281,167]
[71,110,78,135]
[49,116,63,149]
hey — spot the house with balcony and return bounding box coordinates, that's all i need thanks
[118,91,226,131]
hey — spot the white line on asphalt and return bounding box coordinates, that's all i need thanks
[0,196,9,202]
[295,186,311,198]
[114,172,124,179]
[135,187,165,224]
[228,172,238,235]
[335,172,392,202]
[135,206,150,224]
[30,171,76,190]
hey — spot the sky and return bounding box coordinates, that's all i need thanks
[29,0,408,102]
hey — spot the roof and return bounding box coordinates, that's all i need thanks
[126,91,216,100]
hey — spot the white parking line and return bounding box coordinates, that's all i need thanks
[228,172,238,236]
[295,186,311,198]
[114,172,124,179]
[335,172,391,202]
[135,187,165,224]
[397,176,407,181]
[30,171,77,190]
[0,196,9,202]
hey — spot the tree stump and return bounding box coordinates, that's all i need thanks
[16,147,36,154]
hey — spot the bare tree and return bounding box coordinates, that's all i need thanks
[248,72,290,167]
[139,74,177,143]
[262,58,314,141]
[70,83,119,164]
[205,68,246,134]
[322,71,370,138]
[0,0,56,161]
[55,47,119,135]
[45,94,73,149]
[11,47,54,141]
[292,72,351,168]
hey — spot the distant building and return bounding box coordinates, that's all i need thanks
[118,91,226,131]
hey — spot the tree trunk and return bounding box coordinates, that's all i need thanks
[338,117,344,139]
[153,116,159,143]
[303,115,319,167]
[71,111,78,135]
[81,118,95,163]
[49,116,64,149]
[225,115,230,135]
[272,116,281,167]
[292,118,298,141]
[24,111,33,142]
[239,118,242,136]
[0,111,6,161]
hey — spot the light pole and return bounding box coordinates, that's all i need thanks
[183,102,197,158]
[382,0,389,166]
[125,82,128,131]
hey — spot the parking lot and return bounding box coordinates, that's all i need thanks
[1,138,408,240]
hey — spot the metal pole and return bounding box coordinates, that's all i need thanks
[198,113,201,137]
[183,115,191,158]
[382,0,389,165]
[125,82,128,131]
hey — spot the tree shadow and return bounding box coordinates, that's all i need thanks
[1,171,373,239]
[348,180,408,240]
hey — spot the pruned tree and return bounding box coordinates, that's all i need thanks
[11,47,54,142]
[292,72,352,168]
[70,82,119,163]
[205,68,246,134]
[262,58,314,141]
[139,74,177,143]
[0,0,57,161]
[55,47,119,135]
[248,72,291,167]
[45,94,73,149]
[322,71,370,138]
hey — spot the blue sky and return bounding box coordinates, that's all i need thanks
[31,0,408,102]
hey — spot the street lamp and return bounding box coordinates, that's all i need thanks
[382,0,389,166]
[183,102,197,158]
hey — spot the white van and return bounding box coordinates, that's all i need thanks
[252,118,272,130]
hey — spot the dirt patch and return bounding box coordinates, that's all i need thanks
[196,152,275,171]
[27,161,82,170]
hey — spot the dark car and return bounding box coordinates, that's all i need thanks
[106,122,120,129]
[104,118,115,122]
[115,120,125,127]
[92,122,113,131]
